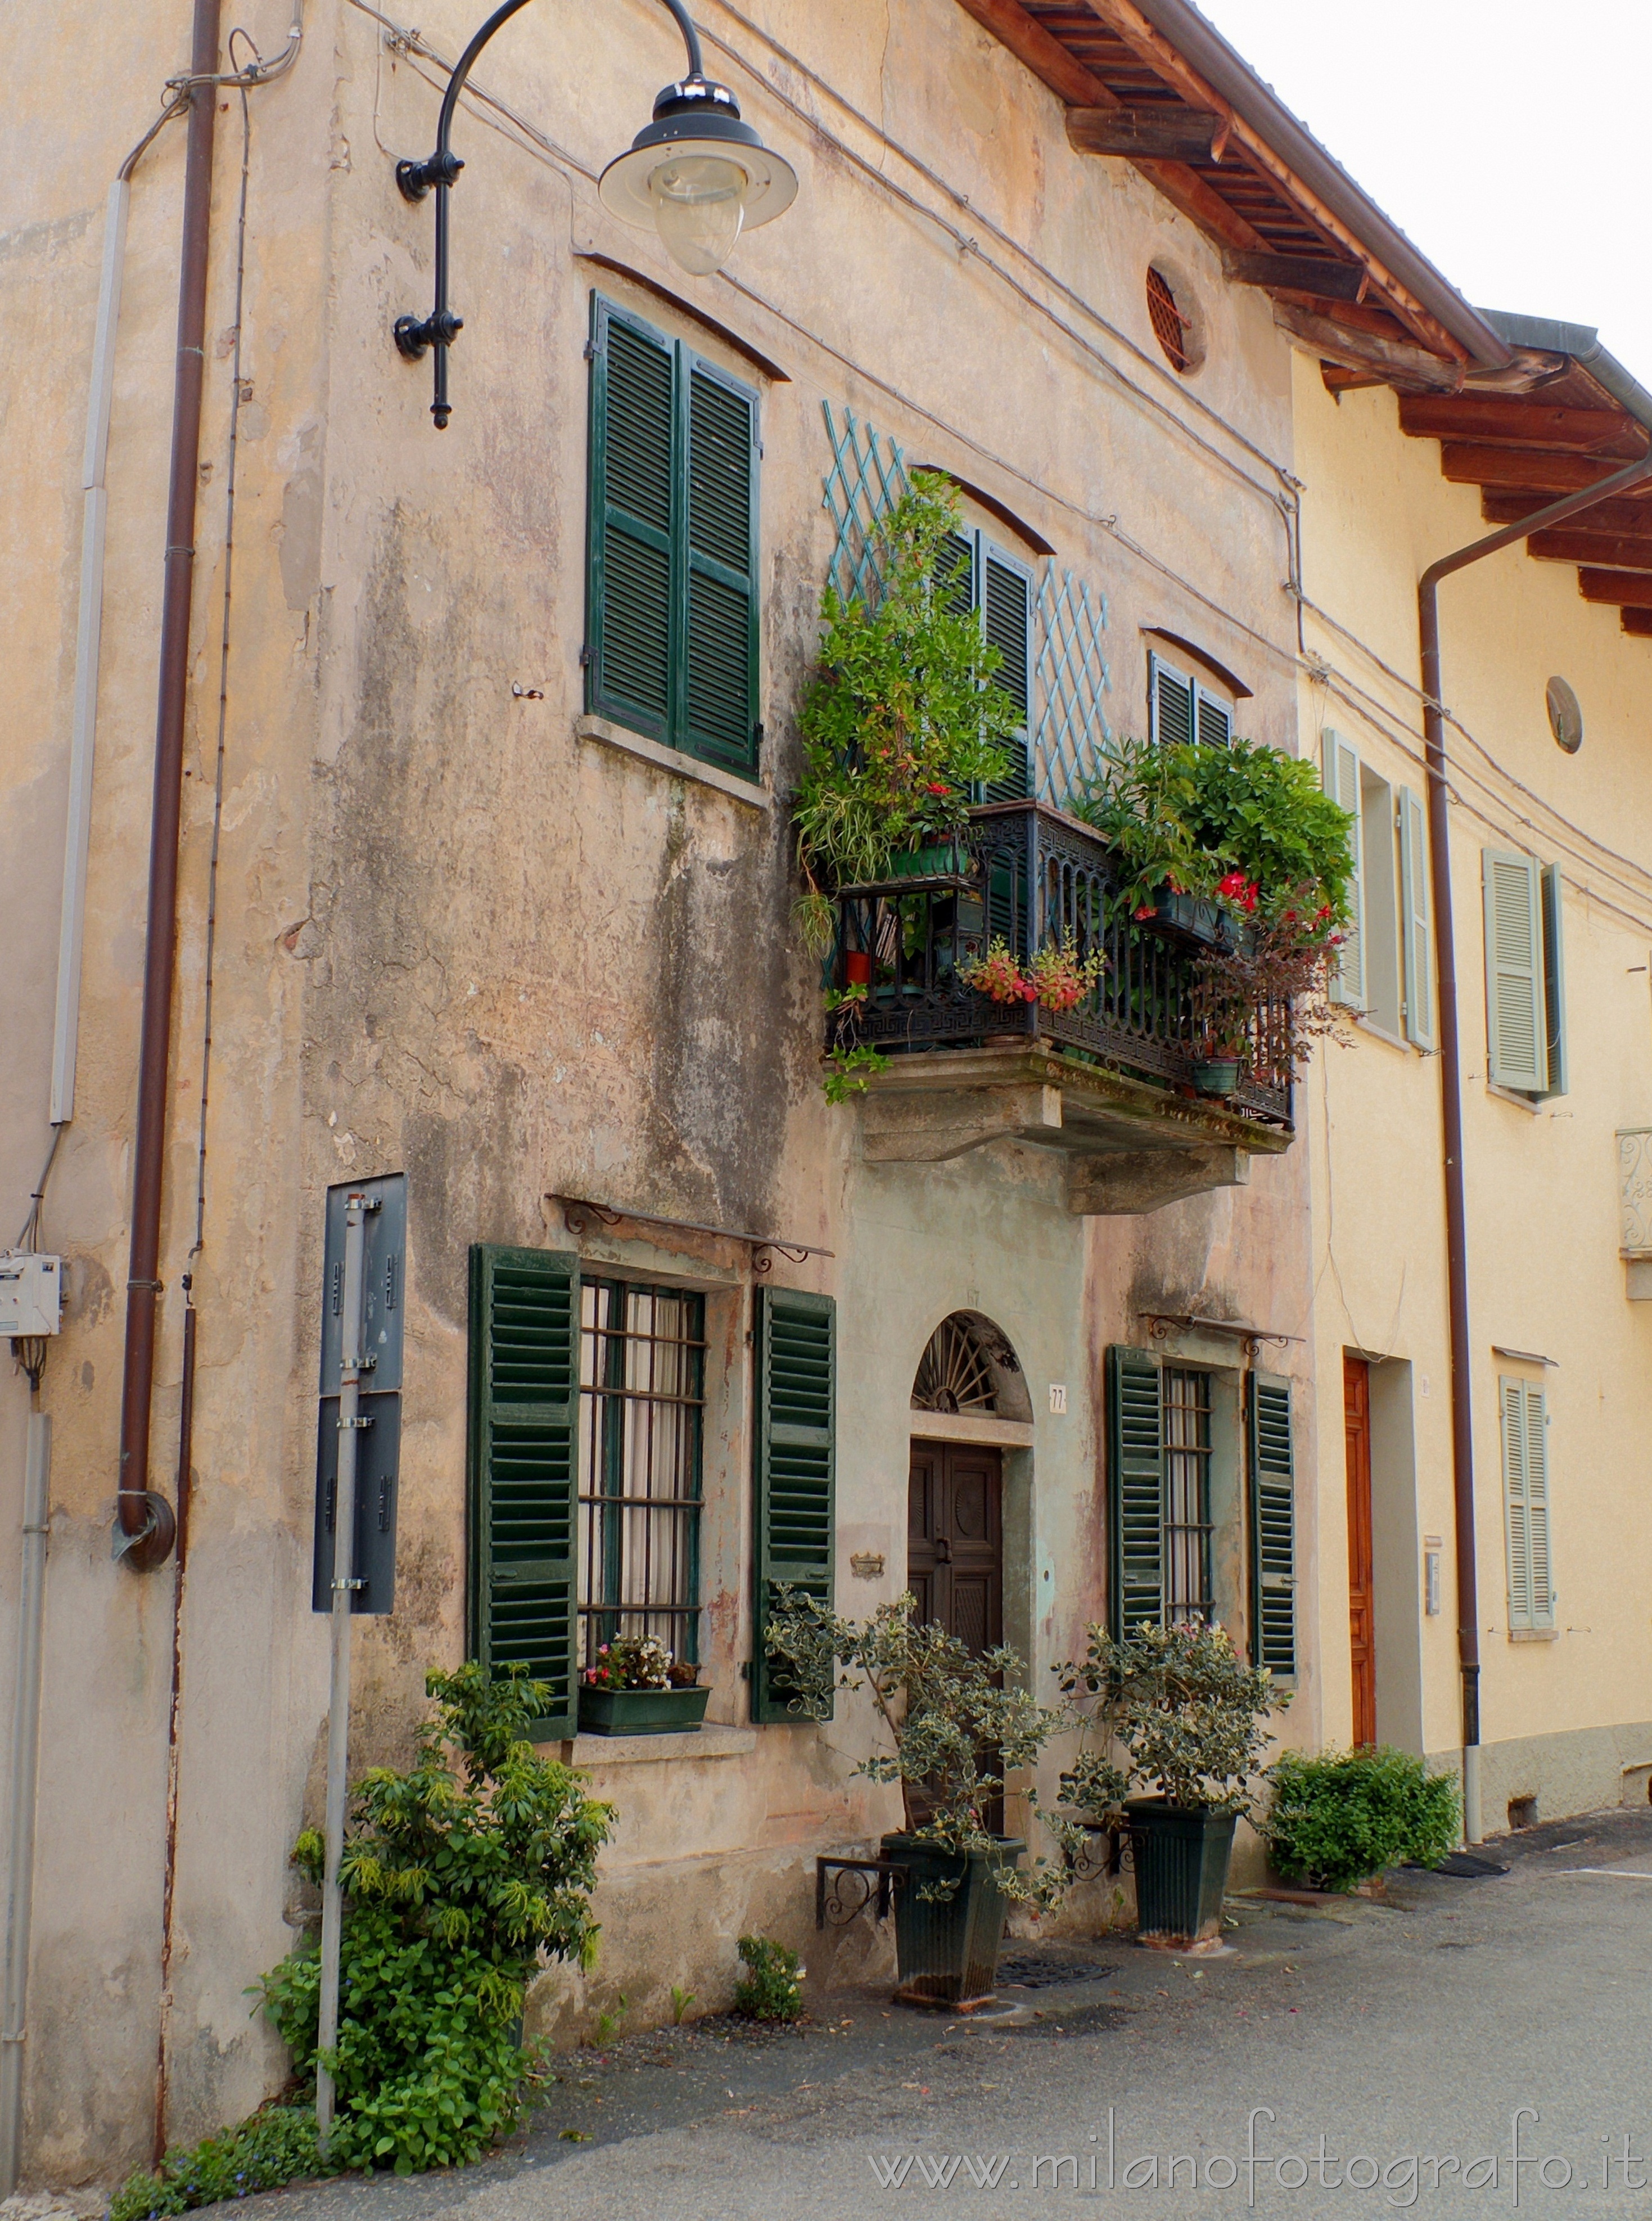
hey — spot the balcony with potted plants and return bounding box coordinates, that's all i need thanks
[794,483,1355,1217]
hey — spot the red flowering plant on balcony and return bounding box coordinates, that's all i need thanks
[1193,889,1348,1074]
[962,935,1105,1014]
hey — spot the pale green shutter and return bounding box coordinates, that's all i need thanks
[1503,1377,1555,1632]
[981,540,1033,802]
[752,1289,836,1723]
[1483,850,1546,1091]
[935,529,976,616]
[1194,686,1231,748]
[587,298,674,741]
[1325,731,1365,1008]
[1106,1346,1164,1636]
[1149,652,1194,750]
[1247,1372,1297,1677]
[1397,785,1436,1049]
[683,355,760,775]
[1539,864,1568,1098]
[467,1246,580,1738]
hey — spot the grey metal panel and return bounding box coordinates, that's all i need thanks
[319,1173,406,1394]
[312,1391,401,1615]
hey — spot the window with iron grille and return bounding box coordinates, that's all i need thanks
[1162,1366,1215,1623]
[577,1280,705,1666]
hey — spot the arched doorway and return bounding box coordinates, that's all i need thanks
[908,1313,1028,1657]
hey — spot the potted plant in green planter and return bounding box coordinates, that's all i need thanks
[1058,1621,1283,1951]
[765,1591,1077,2006]
[793,474,1022,952]
[578,1632,710,1736]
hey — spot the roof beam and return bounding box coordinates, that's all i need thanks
[1622,609,1652,638]
[1529,529,1652,571]
[1483,491,1652,530]
[1067,105,1219,158]
[1274,302,1460,393]
[1400,395,1646,456]
[1074,0,1469,361]
[1439,445,1651,495]
[1578,569,1652,609]
[1224,250,1366,303]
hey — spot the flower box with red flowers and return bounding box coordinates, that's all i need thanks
[577,1634,710,1736]
[1143,882,1257,959]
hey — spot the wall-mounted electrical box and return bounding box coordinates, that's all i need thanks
[0,1254,62,1337]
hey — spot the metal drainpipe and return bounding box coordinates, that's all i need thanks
[1419,447,1652,1844]
[115,0,224,1574]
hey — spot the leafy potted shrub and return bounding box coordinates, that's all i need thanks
[1265,1746,1460,1893]
[1071,733,1354,961]
[765,1591,1077,2006]
[793,474,1020,949]
[1058,1621,1283,1950]
[579,1632,710,1736]
[258,1663,613,2173]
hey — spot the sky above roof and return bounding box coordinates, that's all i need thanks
[1194,0,1652,389]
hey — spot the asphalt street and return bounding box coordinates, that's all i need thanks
[216,1806,1652,2221]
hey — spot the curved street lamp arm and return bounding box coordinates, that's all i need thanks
[393,0,704,427]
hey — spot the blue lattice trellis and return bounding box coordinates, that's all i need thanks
[1034,567,1111,805]
[822,401,909,607]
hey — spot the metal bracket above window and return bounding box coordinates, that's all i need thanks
[1141,1312,1301,1362]
[553,1194,832,1276]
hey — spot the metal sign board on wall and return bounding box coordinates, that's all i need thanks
[312,1173,405,1615]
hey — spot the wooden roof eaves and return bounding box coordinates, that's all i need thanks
[1075,0,1468,363]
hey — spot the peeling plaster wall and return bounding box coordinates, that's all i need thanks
[3,0,1315,2181]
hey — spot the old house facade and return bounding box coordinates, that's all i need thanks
[6,0,1652,2191]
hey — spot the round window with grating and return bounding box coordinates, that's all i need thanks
[1546,675,1583,754]
[1147,263,1200,375]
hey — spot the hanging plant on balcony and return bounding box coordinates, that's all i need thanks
[793,474,1021,950]
[1192,890,1349,1085]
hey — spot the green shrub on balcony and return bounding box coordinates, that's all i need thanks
[794,474,1019,948]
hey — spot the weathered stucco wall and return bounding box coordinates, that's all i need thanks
[3,0,1317,2182]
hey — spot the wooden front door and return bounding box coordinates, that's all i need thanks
[909,1440,1003,1655]
[1344,1355,1377,1747]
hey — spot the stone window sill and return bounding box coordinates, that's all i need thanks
[576,714,770,813]
[1507,1628,1559,1643]
[563,1723,756,1765]
[1487,1083,1545,1116]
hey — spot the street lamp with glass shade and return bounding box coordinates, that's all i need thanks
[395,0,797,427]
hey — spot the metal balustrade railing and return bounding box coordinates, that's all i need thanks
[828,801,1293,1127]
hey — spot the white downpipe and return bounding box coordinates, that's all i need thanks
[1463,1743,1483,1848]
[1,1414,52,2197]
[50,179,129,1126]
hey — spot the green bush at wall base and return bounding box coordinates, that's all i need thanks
[733,1935,804,2021]
[109,2103,321,2221]
[1265,1746,1459,1892]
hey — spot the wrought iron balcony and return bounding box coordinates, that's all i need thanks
[828,801,1294,1213]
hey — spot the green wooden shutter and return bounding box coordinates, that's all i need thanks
[980,542,1032,803]
[1247,1371,1297,1677]
[935,528,976,616]
[587,298,675,741]
[1106,1346,1164,1637]
[1194,685,1231,748]
[467,1246,580,1738]
[1148,652,1194,750]
[1483,850,1546,1091]
[1325,731,1365,1008]
[1398,785,1436,1050]
[752,1288,836,1723]
[1502,1377,1555,1632]
[683,354,760,775]
[1539,863,1568,1098]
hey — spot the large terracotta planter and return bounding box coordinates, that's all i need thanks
[881,1833,1023,2006]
